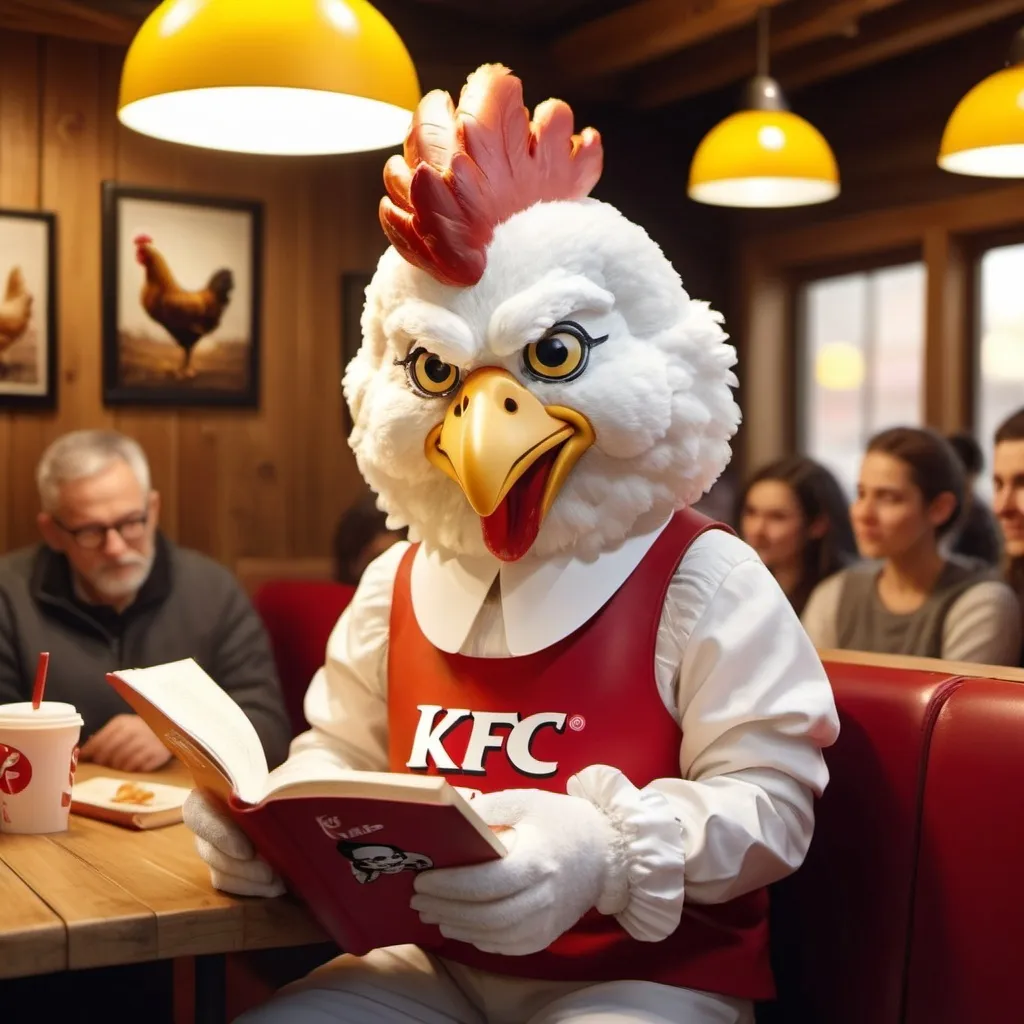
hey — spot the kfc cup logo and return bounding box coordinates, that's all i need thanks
[0,743,32,795]
[69,745,80,785]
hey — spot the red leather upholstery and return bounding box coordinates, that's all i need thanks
[904,679,1024,1024]
[764,661,964,1024]
[252,579,355,738]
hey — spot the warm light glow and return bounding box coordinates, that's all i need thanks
[119,88,414,156]
[939,64,1024,177]
[981,326,1024,382]
[118,0,420,156]
[815,342,865,391]
[691,176,838,208]
[688,109,839,208]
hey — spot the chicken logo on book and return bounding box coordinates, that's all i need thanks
[316,813,434,884]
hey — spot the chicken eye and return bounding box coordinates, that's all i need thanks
[406,348,460,397]
[523,324,596,383]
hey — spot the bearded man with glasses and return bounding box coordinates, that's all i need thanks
[0,429,290,771]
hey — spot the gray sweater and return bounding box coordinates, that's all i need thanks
[0,536,291,768]
[801,558,1023,666]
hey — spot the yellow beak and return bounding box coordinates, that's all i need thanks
[425,368,594,519]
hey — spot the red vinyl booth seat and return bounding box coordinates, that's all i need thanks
[252,579,355,738]
[904,678,1024,1024]
[765,656,1024,1024]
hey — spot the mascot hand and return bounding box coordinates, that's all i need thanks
[410,788,625,955]
[183,790,286,898]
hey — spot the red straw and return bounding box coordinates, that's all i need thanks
[31,652,50,710]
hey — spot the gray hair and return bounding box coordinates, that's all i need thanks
[36,430,151,512]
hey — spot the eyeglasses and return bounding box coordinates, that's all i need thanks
[53,513,149,550]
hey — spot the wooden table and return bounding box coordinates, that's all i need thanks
[0,761,329,1022]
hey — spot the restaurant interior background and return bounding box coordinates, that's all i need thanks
[0,0,1021,569]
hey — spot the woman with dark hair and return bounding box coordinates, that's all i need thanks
[993,407,1024,664]
[332,493,407,586]
[736,456,857,616]
[946,431,1002,566]
[802,426,1021,663]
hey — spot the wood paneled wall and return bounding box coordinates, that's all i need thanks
[0,31,387,565]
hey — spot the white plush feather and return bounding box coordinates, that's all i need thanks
[344,197,740,561]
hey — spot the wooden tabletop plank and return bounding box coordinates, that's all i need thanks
[0,857,66,978]
[141,819,330,951]
[0,831,157,969]
[0,760,326,976]
[48,814,245,961]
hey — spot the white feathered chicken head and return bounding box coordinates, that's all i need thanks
[345,64,740,563]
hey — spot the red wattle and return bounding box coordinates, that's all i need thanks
[480,448,559,561]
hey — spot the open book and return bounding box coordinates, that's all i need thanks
[105,659,505,956]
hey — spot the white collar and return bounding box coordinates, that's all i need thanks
[410,517,671,656]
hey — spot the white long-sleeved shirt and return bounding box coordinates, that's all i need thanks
[287,528,840,938]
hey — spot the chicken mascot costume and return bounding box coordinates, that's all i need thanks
[184,63,839,1024]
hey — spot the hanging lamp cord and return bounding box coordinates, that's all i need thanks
[756,5,770,78]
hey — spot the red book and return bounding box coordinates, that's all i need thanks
[106,659,505,955]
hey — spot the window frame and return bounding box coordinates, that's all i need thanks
[736,182,1024,478]
[790,247,923,459]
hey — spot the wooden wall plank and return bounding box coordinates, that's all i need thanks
[106,44,184,542]
[6,35,111,552]
[0,30,42,553]
[40,36,111,431]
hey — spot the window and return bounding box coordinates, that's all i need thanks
[976,242,1024,499]
[799,261,926,499]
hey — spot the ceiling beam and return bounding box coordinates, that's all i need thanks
[778,0,1024,92]
[550,0,787,80]
[635,0,907,107]
[0,0,138,45]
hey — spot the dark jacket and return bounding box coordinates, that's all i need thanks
[0,535,291,768]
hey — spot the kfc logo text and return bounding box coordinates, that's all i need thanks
[405,705,568,777]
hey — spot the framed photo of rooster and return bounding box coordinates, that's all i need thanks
[0,208,57,410]
[101,182,262,407]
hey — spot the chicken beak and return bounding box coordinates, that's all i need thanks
[425,367,594,519]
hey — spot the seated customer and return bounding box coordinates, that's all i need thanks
[993,408,1024,663]
[332,491,407,586]
[737,455,857,616]
[802,426,1021,665]
[0,429,291,771]
[946,431,1002,566]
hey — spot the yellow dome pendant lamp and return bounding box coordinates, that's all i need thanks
[688,6,839,208]
[117,0,421,156]
[939,26,1024,177]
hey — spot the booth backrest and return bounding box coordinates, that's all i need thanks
[765,660,963,1024]
[766,652,1024,1024]
[904,678,1024,1024]
[252,579,355,738]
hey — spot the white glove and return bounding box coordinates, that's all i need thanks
[182,791,286,898]
[410,788,627,955]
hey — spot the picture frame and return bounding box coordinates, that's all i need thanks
[0,208,57,410]
[340,271,372,433]
[101,181,263,407]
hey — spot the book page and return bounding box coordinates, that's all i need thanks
[108,659,268,803]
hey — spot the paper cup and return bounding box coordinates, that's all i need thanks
[0,701,83,834]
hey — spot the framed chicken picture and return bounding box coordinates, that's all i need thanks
[0,208,57,410]
[101,182,262,407]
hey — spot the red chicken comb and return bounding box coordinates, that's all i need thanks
[133,233,153,246]
[379,64,603,288]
